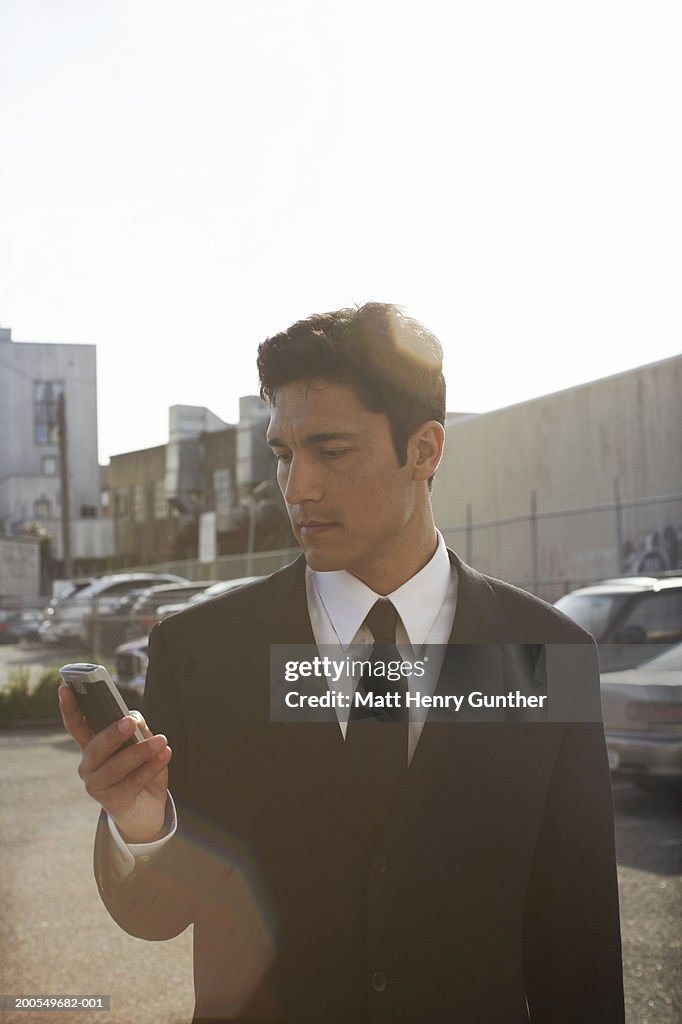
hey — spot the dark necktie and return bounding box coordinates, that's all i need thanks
[349,600,408,722]
[344,600,409,831]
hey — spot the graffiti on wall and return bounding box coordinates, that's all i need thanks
[621,524,681,575]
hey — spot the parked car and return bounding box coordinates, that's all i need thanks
[0,609,45,644]
[185,576,259,607]
[126,582,215,631]
[600,641,682,792]
[114,635,150,709]
[0,611,17,644]
[51,577,94,601]
[86,581,216,654]
[113,576,259,703]
[554,575,682,672]
[39,572,189,645]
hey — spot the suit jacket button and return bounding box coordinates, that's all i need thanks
[371,972,387,992]
[372,853,387,874]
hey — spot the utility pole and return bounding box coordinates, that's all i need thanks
[58,392,73,578]
[246,480,272,576]
[530,489,539,594]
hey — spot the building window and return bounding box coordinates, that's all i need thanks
[132,483,146,522]
[42,456,58,475]
[213,468,233,515]
[34,497,51,520]
[115,487,129,518]
[33,381,63,445]
[153,480,167,520]
[80,505,97,518]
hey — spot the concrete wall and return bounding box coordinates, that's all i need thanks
[201,426,238,532]
[70,518,115,560]
[107,444,179,563]
[0,536,41,599]
[432,355,682,592]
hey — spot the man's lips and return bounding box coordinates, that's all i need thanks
[297,521,340,533]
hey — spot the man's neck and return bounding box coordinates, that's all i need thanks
[346,527,440,596]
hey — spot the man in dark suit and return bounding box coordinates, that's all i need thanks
[60,302,624,1023]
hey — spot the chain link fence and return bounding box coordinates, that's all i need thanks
[100,489,682,608]
[12,488,681,669]
[440,487,682,603]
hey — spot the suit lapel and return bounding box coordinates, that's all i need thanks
[426,550,508,718]
[262,553,315,646]
[265,556,371,842]
[398,551,509,787]
[269,549,515,848]
[447,549,510,642]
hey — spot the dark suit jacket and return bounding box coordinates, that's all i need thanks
[94,552,624,1023]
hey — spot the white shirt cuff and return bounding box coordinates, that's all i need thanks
[106,791,177,881]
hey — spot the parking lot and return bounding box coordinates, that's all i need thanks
[0,642,74,693]
[0,724,680,1024]
[0,727,194,1024]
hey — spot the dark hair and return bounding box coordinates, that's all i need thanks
[257,302,445,485]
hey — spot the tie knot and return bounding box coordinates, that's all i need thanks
[364,599,399,644]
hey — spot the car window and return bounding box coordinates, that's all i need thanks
[617,591,682,644]
[554,593,630,639]
[92,581,140,598]
[637,641,682,671]
[152,585,204,604]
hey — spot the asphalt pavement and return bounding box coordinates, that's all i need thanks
[0,725,680,1024]
[0,727,194,1024]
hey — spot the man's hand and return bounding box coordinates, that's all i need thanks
[58,684,172,844]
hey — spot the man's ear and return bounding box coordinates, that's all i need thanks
[409,421,445,482]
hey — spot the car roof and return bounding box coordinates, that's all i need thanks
[78,572,188,596]
[189,576,260,601]
[563,576,682,597]
[133,581,213,597]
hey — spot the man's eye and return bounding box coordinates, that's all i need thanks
[274,452,291,463]
[320,449,351,459]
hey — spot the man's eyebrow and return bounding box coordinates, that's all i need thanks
[266,431,359,447]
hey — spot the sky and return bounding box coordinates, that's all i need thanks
[1,0,681,465]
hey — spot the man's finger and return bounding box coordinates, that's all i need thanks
[78,715,153,777]
[95,749,171,826]
[118,747,171,800]
[85,733,169,794]
[129,709,153,740]
[58,685,94,751]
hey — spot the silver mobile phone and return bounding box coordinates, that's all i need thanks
[59,663,144,748]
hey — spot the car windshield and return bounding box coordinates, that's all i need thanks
[634,641,682,672]
[555,593,631,640]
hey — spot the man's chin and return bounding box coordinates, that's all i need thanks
[299,543,350,573]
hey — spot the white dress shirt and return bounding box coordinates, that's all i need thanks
[108,530,458,877]
[307,528,457,761]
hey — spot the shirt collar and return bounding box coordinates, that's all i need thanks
[308,530,452,649]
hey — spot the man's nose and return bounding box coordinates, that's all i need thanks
[281,454,323,505]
